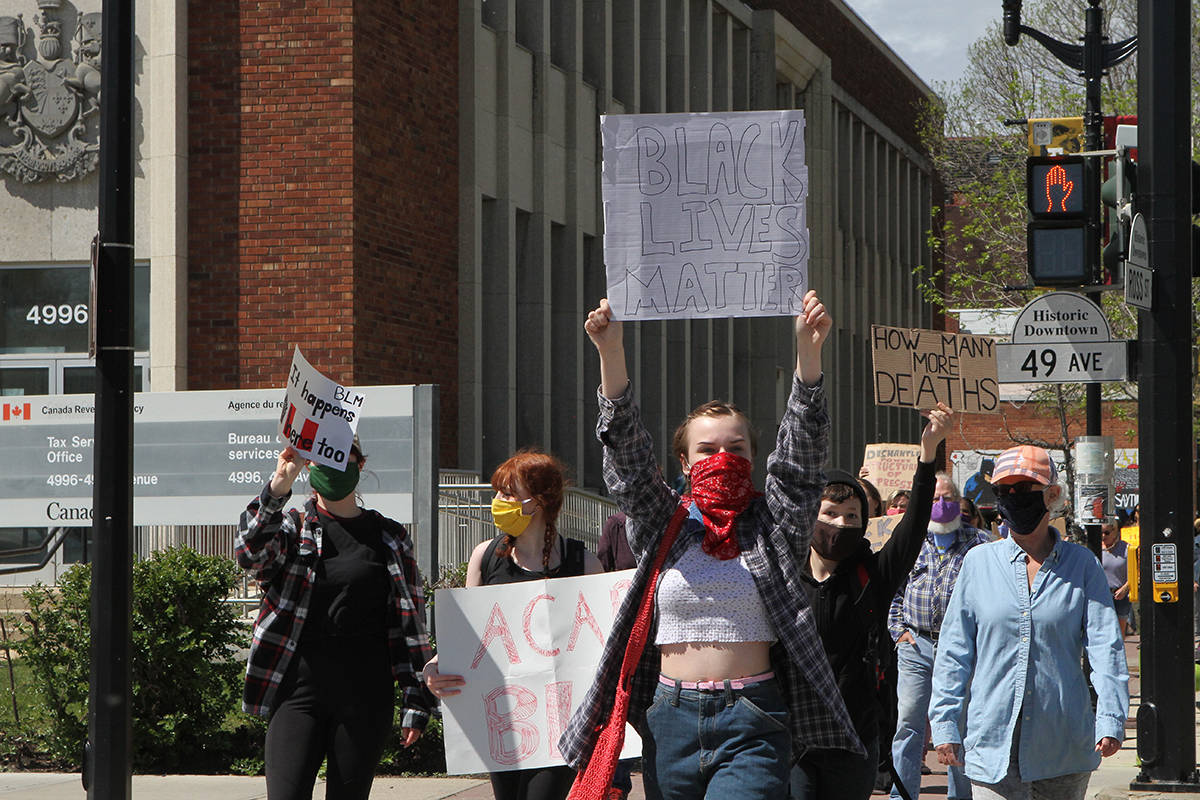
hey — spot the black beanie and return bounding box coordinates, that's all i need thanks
[824,468,870,520]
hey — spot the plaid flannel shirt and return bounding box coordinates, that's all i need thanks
[558,375,864,770]
[887,525,990,641]
[235,487,433,728]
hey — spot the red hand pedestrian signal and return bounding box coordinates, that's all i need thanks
[1043,164,1075,213]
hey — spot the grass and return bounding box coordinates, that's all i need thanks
[0,655,55,769]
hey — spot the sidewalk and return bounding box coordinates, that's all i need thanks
[2,637,1196,799]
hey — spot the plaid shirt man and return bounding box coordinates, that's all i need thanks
[235,489,433,729]
[559,376,863,770]
[887,525,991,641]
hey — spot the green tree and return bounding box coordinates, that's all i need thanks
[918,0,1200,505]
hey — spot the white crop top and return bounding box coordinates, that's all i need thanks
[655,532,777,645]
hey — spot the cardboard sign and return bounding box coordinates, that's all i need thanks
[866,515,901,552]
[871,326,999,413]
[277,347,365,469]
[435,570,641,774]
[600,110,810,321]
[861,443,922,500]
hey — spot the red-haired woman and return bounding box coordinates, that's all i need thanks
[423,450,604,800]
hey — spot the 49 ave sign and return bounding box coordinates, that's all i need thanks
[996,292,1132,384]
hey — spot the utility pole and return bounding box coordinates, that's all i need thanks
[1130,0,1200,790]
[87,0,135,796]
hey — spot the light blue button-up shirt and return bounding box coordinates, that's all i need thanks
[930,533,1128,784]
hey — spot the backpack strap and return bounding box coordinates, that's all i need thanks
[481,534,507,584]
[564,537,586,577]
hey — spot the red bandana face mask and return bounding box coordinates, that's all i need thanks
[686,451,762,560]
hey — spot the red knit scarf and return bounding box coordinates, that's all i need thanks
[569,454,760,798]
[688,451,762,560]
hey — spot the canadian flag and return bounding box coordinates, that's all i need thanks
[2,402,31,421]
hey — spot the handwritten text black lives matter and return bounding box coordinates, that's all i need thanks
[607,115,810,318]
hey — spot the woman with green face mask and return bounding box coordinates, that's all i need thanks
[235,439,433,800]
[422,450,604,800]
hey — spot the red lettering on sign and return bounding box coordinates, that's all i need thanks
[484,685,539,766]
[545,681,573,760]
[567,592,603,652]
[522,593,559,657]
[471,603,521,669]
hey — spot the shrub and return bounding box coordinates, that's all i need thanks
[17,547,246,771]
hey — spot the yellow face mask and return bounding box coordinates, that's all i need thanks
[491,496,535,536]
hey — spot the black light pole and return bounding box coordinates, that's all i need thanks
[1129,0,1199,790]
[1000,0,1135,559]
[87,0,136,796]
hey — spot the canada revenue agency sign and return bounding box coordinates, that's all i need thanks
[0,386,430,527]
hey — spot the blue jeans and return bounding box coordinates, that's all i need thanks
[789,733,879,800]
[642,677,792,800]
[891,634,971,800]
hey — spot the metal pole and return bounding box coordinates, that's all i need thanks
[87,0,135,795]
[1082,0,1104,560]
[1131,0,1199,789]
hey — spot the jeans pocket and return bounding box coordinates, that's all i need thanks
[735,694,790,735]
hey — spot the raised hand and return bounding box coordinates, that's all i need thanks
[584,298,623,354]
[269,446,303,497]
[794,290,832,385]
[585,299,629,399]
[918,402,953,463]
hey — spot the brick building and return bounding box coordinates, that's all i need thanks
[2,0,939,496]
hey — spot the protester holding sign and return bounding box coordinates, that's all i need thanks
[423,450,603,800]
[559,292,862,800]
[790,403,952,800]
[235,439,433,800]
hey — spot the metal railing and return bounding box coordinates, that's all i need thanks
[433,472,618,572]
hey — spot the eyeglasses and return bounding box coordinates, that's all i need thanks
[993,481,1045,498]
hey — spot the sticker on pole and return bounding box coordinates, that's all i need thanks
[278,347,365,469]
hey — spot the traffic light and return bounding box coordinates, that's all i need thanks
[1026,155,1096,285]
[1100,146,1137,282]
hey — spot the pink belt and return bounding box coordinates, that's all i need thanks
[658,670,775,691]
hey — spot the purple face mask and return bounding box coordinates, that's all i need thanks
[928,497,962,534]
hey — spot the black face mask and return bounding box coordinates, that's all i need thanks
[811,520,865,562]
[997,490,1048,535]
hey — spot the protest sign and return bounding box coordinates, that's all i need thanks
[601,110,810,321]
[861,443,922,499]
[871,326,1000,413]
[866,515,901,552]
[277,347,365,469]
[435,570,641,774]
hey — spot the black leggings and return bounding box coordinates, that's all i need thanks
[265,645,394,800]
[489,765,576,800]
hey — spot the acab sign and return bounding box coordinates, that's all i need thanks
[996,292,1131,383]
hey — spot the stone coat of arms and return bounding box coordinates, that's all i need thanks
[0,0,101,183]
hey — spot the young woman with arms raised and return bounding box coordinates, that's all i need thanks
[559,292,862,800]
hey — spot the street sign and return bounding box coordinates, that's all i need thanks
[999,291,1131,383]
[996,341,1129,383]
[1124,213,1152,310]
[0,385,434,527]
